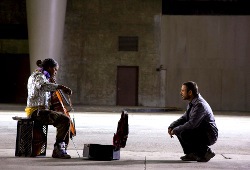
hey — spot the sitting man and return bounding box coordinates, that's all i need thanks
[25,58,72,159]
[168,81,218,162]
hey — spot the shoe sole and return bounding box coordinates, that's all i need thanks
[181,155,199,161]
[197,152,215,162]
[206,152,215,161]
[52,155,71,159]
[52,154,71,159]
[181,158,198,161]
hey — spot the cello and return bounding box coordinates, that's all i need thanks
[50,77,76,138]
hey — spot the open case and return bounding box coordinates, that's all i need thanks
[83,110,129,160]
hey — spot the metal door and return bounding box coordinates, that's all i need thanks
[116,66,138,106]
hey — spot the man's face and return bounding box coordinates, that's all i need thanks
[180,85,191,100]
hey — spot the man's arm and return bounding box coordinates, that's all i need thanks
[35,74,72,95]
[168,114,187,129]
[172,103,207,135]
[168,114,187,138]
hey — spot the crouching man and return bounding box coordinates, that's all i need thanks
[168,81,218,162]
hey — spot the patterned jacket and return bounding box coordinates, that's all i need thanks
[26,70,58,109]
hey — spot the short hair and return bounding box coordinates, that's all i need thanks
[183,81,199,96]
[36,58,58,70]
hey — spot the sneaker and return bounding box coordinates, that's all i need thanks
[180,153,199,161]
[52,142,71,159]
[197,148,215,162]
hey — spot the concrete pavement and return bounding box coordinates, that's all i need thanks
[0,105,250,170]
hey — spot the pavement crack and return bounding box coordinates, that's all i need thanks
[221,154,232,159]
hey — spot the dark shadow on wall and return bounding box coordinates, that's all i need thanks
[0,54,30,104]
[162,0,250,15]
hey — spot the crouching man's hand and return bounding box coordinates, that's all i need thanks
[168,128,175,138]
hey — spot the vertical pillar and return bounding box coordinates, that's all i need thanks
[159,15,167,107]
[159,70,166,107]
[26,0,67,72]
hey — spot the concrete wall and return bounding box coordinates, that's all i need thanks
[1,1,249,111]
[61,0,162,106]
[58,1,249,111]
[161,16,250,111]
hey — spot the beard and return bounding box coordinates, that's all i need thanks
[181,94,191,100]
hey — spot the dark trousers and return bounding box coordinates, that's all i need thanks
[176,128,210,157]
[31,109,70,145]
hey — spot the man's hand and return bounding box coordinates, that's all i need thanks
[168,128,174,138]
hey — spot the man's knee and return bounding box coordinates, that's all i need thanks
[179,129,204,143]
[179,129,193,140]
[61,115,70,125]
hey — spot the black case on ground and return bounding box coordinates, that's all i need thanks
[83,144,120,160]
[82,110,128,161]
